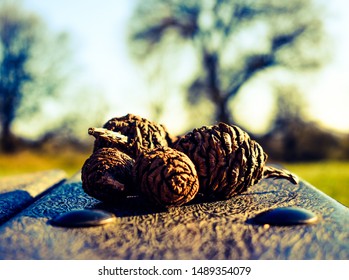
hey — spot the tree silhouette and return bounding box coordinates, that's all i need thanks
[261,86,340,161]
[0,2,70,152]
[128,0,324,126]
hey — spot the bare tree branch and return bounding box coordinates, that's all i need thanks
[128,0,325,126]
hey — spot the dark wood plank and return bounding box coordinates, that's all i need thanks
[0,170,66,224]
[0,171,348,260]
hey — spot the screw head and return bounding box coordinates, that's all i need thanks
[50,209,116,227]
[248,207,319,226]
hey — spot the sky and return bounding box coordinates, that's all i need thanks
[14,0,349,137]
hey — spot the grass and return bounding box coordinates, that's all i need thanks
[1,149,348,207]
[284,161,349,207]
[0,149,91,178]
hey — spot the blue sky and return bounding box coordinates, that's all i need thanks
[17,0,349,136]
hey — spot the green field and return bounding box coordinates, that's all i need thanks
[0,149,90,178]
[284,161,349,207]
[0,150,348,207]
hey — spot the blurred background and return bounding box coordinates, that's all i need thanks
[0,0,348,206]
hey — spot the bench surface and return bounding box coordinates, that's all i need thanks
[0,169,348,260]
[0,170,66,224]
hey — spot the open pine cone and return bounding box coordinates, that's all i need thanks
[81,147,136,203]
[133,146,199,208]
[173,122,298,199]
[92,114,176,158]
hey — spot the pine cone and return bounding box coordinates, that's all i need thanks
[81,147,136,203]
[93,114,176,158]
[173,122,297,199]
[133,146,199,208]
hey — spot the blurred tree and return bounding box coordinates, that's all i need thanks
[0,2,71,152]
[261,86,340,161]
[128,0,325,126]
[271,85,306,133]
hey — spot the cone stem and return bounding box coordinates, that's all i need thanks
[88,127,128,142]
[88,127,132,153]
[263,165,298,184]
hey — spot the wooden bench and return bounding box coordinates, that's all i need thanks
[0,169,348,260]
